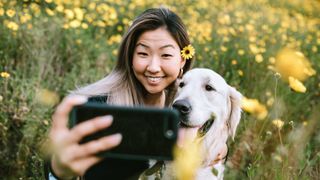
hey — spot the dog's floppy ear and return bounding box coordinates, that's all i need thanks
[227,86,242,140]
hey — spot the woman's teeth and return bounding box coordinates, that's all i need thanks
[147,76,162,83]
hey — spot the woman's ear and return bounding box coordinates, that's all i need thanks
[227,86,242,140]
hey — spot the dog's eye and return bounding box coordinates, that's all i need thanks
[205,84,215,91]
[179,82,185,88]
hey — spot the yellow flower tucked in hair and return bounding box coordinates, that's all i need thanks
[288,76,306,93]
[1,72,10,78]
[181,45,195,60]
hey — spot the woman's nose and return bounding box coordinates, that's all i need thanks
[146,55,161,73]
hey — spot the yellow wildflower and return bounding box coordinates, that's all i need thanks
[272,119,284,129]
[238,70,244,76]
[81,23,88,29]
[88,2,96,10]
[20,13,31,23]
[288,76,306,93]
[302,121,308,126]
[231,60,237,65]
[181,45,195,60]
[0,95,3,102]
[74,8,84,21]
[107,34,122,45]
[63,23,69,29]
[56,5,64,12]
[312,46,317,52]
[0,8,4,16]
[45,8,55,16]
[221,46,227,52]
[1,72,10,78]
[69,20,81,28]
[6,9,15,17]
[173,136,202,180]
[64,9,74,19]
[249,44,260,54]
[6,21,19,31]
[269,57,276,64]
[275,48,316,81]
[255,54,263,63]
[238,49,245,55]
[35,89,60,106]
[241,97,268,120]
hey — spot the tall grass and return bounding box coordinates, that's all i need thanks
[0,0,319,179]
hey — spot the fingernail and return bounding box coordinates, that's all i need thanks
[102,115,113,122]
[69,95,87,103]
[112,133,122,142]
[77,96,88,103]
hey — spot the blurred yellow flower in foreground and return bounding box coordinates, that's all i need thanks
[173,137,202,180]
[275,48,316,81]
[241,97,268,120]
[288,76,306,93]
[35,89,60,106]
[1,72,10,78]
[272,119,284,129]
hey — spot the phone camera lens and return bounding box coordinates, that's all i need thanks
[165,130,174,138]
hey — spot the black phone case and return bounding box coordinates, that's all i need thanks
[69,103,179,161]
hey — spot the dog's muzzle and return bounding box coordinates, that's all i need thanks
[172,99,192,124]
[173,99,215,137]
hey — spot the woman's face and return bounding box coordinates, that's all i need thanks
[132,27,186,95]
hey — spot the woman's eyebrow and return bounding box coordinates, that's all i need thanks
[136,43,149,49]
[160,44,175,49]
[135,43,175,50]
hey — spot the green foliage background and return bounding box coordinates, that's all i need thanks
[0,0,319,179]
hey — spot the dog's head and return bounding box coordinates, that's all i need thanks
[173,68,242,140]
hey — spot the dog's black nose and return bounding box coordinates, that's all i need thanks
[172,99,192,116]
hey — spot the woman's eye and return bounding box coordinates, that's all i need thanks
[162,54,173,58]
[205,84,215,91]
[137,52,148,56]
[179,82,185,88]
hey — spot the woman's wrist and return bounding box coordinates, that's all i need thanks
[50,155,76,180]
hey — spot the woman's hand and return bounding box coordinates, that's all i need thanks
[49,95,122,179]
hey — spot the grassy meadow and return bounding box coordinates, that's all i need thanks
[0,0,319,179]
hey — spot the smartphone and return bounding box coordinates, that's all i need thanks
[69,102,179,161]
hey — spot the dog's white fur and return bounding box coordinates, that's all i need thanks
[162,68,242,180]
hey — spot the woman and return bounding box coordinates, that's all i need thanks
[47,7,194,179]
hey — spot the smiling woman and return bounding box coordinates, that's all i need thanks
[46,7,194,180]
[132,27,186,101]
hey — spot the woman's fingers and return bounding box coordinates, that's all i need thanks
[73,133,122,159]
[68,115,114,143]
[52,95,87,131]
